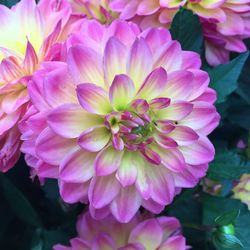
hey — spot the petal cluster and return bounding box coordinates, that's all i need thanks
[109,0,250,65]
[0,0,80,171]
[21,20,219,222]
[233,174,250,210]
[54,212,187,250]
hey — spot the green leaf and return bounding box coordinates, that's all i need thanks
[215,210,240,226]
[213,233,244,249]
[0,174,42,227]
[170,8,203,53]
[207,149,250,181]
[208,52,249,104]
[0,0,18,7]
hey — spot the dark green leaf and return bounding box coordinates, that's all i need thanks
[0,174,42,227]
[215,210,240,226]
[0,0,19,7]
[208,52,249,104]
[207,149,250,181]
[170,8,203,53]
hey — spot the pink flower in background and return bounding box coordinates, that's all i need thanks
[54,212,187,250]
[109,0,250,65]
[202,0,250,66]
[0,0,81,171]
[23,20,219,222]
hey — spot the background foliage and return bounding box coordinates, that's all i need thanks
[0,2,250,249]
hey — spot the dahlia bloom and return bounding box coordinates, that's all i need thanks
[54,212,187,250]
[0,0,80,171]
[23,20,219,222]
[110,0,250,65]
[233,174,250,210]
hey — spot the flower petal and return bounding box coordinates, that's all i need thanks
[78,126,111,152]
[95,146,124,176]
[36,128,76,165]
[168,126,199,146]
[129,219,163,250]
[159,236,186,250]
[179,136,215,165]
[48,104,102,138]
[68,45,104,86]
[163,70,193,101]
[137,67,168,101]
[109,74,135,110]
[77,83,112,115]
[116,151,138,187]
[104,37,128,86]
[127,38,153,90]
[89,175,120,208]
[60,148,95,183]
[92,233,116,250]
[110,186,142,223]
[156,101,193,121]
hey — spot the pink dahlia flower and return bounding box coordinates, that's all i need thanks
[54,211,187,250]
[23,20,219,222]
[0,0,81,171]
[202,0,250,66]
[110,0,250,65]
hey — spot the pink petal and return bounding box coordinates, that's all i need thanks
[142,199,165,214]
[43,65,77,107]
[135,160,152,200]
[159,235,186,250]
[89,175,120,208]
[78,126,110,152]
[92,233,116,250]
[77,83,112,115]
[116,151,138,187]
[137,67,168,101]
[179,136,215,165]
[23,41,38,74]
[154,41,182,73]
[153,146,185,173]
[179,102,217,131]
[129,219,163,250]
[95,146,123,176]
[217,10,245,36]
[104,37,128,86]
[143,28,171,54]
[127,38,153,90]
[59,181,89,204]
[163,71,193,101]
[36,128,76,165]
[157,217,181,239]
[156,101,193,121]
[109,74,135,110]
[68,45,104,86]
[149,98,170,110]
[37,161,58,179]
[148,166,175,205]
[154,133,178,149]
[60,148,95,183]
[169,126,199,146]
[187,70,209,101]
[130,99,149,114]
[48,104,102,138]
[181,51,201,70]
[141,147,161,165]
[110,186,142,223]
[137,0,160,15]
